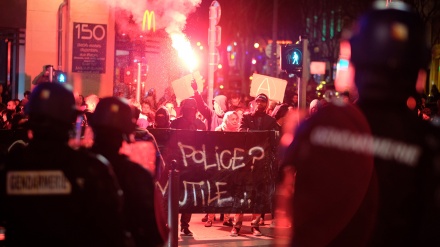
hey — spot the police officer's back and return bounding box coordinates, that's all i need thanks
[350,2,440,246]
[89,97,165,247]
[0,83,127,247]
[281,2,440,246]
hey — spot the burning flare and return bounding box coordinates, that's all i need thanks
[170,33,198,72]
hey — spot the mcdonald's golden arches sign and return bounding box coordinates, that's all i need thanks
[142,10,156,32]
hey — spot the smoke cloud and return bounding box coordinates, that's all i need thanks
[106,0,202,37]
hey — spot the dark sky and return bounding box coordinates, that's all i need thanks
[185,0,303,47]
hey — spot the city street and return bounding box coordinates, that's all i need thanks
[177,214,291,247]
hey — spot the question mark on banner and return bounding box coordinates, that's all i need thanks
[248,146,265,171]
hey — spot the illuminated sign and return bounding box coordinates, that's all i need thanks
[281,44,303,73]
[142,10,156,32]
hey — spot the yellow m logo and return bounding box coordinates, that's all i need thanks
[142,10,156,32]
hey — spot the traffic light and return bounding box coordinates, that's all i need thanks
[281,43,303,74]
[55,70,67,83]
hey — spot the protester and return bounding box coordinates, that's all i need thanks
[192,80,228,131]
[0,109,14,129]
[32,65,55,85]
[137,99,155,128]
[228,92,246,111]
[308,99,321,115]
[21,90,31,107]
[289,93,298,109]
[215,111,240,132]
[151,106,171,129]
[6,100,16,112]
[170,97,207,236]
[192,78,230,224]
[240,93,280,132]
[238,93,280,236]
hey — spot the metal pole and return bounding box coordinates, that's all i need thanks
[49,65,54,83]
[57,1,67,71]
[271,0,278,77]
[167,160,179,247]
[208,1,220,109]
[136,63,141,103]
[298,39,309,109]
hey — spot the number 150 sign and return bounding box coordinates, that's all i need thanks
[72,22,107,74]
[74,23,106,41]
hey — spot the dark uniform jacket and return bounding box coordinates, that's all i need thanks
[282,103,376,247]
[357,100,440,247]
[90,148,165,247]
[0,140,127,247]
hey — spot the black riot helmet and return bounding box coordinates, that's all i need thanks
[350,2,430,100]
[350,2,429,72]
[89,97,136,141]
[25,82,77,125]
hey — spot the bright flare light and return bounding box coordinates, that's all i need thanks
[171,33,198,72]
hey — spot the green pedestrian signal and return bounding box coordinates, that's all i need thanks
[281,44,303,73]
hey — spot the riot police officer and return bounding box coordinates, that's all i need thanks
[350,2,440,246]
[0,83,128,247]
[281,2,440,247]
[89,97,165,247]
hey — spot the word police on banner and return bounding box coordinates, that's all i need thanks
[149,129,279,214]
[250,73,287,103]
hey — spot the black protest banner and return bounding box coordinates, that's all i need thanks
[149,129,279,214]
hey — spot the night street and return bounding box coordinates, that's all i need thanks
[177,214,290,247]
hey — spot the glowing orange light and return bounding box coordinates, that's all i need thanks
[219,85,224,89]
[171,33,198,72]
[254,43,260,49]
[249,76,253,80]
